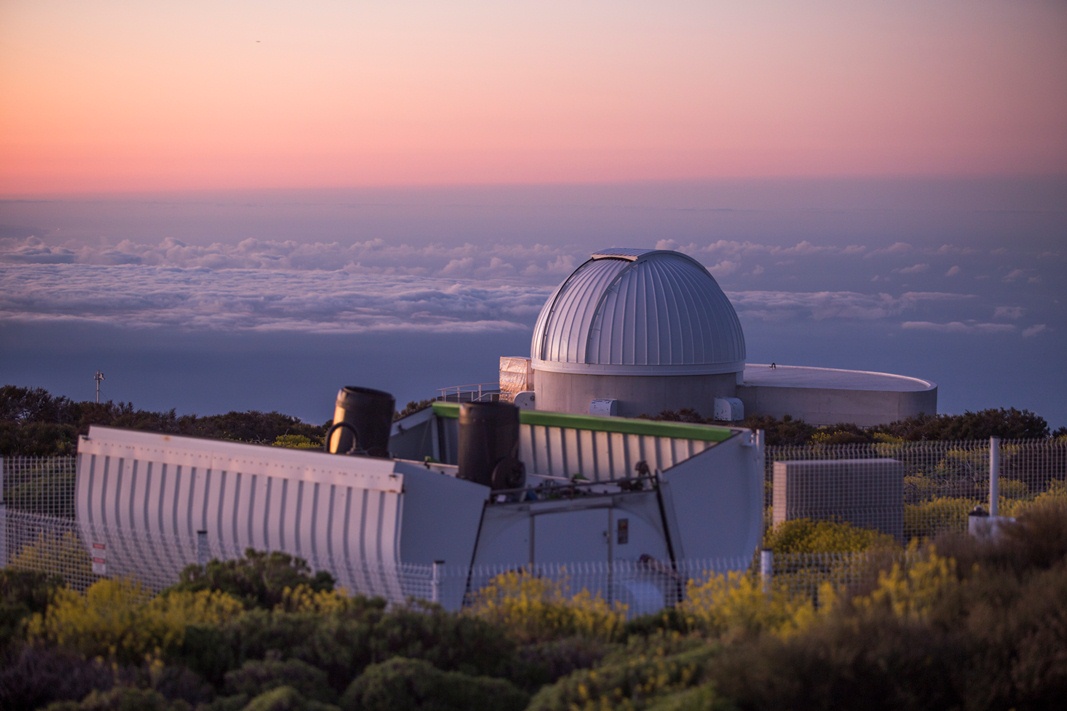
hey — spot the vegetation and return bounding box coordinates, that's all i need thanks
[647,405,1062,446]
[2,500,1065,709]
[0,385,327,457]
[4,386,1066,706]
[6,384,1064,457]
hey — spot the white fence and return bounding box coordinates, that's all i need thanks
[2,437,1065,607]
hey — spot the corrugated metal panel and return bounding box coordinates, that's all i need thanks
[76,427,406,600]
[532,249,745,375]
[517,419,714,483]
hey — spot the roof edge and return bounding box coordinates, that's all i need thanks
[532,359,746,376]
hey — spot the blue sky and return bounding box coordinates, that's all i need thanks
[2,177,1065,429]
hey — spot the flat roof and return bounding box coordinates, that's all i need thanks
[431,401,738,442]
[741,364,935,392]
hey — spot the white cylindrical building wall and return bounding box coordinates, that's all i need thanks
[536,371,739,418]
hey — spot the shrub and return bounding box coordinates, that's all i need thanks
[764,518,897,554]
[705,612,967,711]
[465,570,626,644]
[1003,479,1067,518]
[367,600,517,678]
[8,530,94,588]
[679,571,815,641]
[42,685,188,710]
[903,473,942,503]
[241,685,340,711]
[527,634,724,711]
[0,568,63,652]
[844,548,960,623]
[903,496,976,540]
[0,644,115,710]
[271,434,322,450]
[4,464,76,516]
[224,658,335,705]
[165,550,335,610]
[340,656,528,711]
[29,578,243,664]
[506,636,612,690]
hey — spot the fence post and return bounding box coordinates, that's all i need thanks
[196,530,209,566]
[0,457,7,569]
[432,560,444,605]
[760,549,773,595]
[989,437,1000,517]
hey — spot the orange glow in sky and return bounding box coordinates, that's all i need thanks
[2,1,1065,195]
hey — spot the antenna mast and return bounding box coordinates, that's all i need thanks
[94,370,105,403]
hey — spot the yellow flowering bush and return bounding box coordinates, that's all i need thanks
[465,570,626,644]
[273,583,353,614]
[845,545,959,623]
[29,577,243,664]
[904,496,976,540]
[679,570,816,641]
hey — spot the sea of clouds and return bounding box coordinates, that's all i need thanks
[1,180,1063,425]
[0,232,1055,340]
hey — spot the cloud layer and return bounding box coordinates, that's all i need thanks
[1,231,1057,340]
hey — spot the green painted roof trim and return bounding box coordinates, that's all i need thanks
[430,401,736,443]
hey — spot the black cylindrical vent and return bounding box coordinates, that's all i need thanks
[458,401,525,490]
[327,386,395,458]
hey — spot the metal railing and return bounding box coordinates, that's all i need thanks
[436,383,501,403]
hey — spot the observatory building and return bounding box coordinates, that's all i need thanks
[501,248,936,427]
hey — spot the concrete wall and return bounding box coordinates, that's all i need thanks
[772,459,903,541]
[737,383,937,427]
[534,370,739,418]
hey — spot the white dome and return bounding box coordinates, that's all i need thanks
[531,248,746,375]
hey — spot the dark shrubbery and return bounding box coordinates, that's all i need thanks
[0,385,326,456]
[165,550,336,610]
[0,569,63,653]
[3,505,1067,709]
[339,656,528,711]
[0,645,116,710]
[644,403,1054,446]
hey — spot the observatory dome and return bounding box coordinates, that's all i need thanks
[531,248,746,376]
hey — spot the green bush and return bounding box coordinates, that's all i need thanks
[224,657,335,705]
[507,635,613,690]
[367,600,517,678]
[240,685,340,711]
[42,685,189,710]
[339,656,528,711]
[8,530,94,587]
[527,635,722,711]
[165,550,335,610]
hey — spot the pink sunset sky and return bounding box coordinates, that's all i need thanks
[2,1,1065,196]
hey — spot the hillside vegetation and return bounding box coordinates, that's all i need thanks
[2,500,1066,709]
[2,385,1062,456]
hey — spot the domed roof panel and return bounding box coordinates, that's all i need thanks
[532,249,746,375]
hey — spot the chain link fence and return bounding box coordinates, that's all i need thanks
[766,438,1067,540]
[2,437,1065,608]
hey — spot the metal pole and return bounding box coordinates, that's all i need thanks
[760,549,773,595]
[0,458,7,569]
[432,560,444,605]
[989,437,1000,517]
[196,530,209,566]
